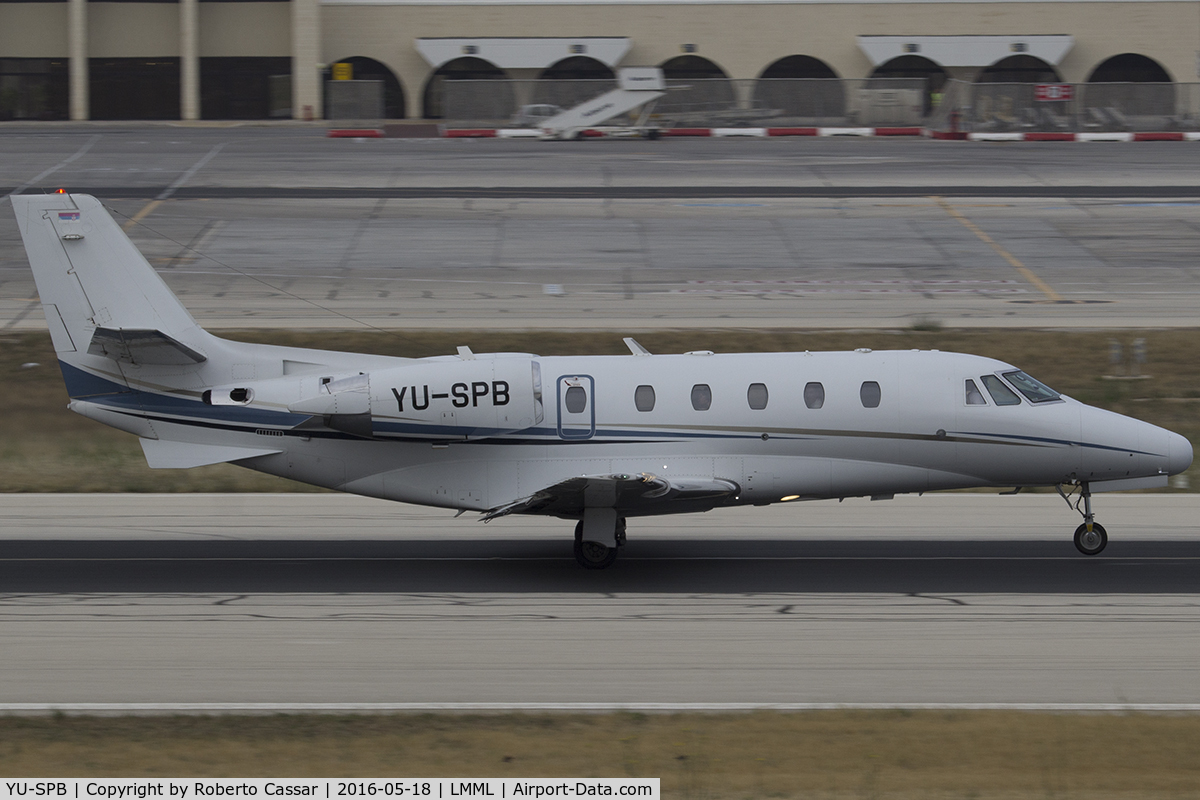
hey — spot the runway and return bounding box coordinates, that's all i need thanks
[4,129,1200,707]
[4,130,1200,329]
[1,493,1199,705]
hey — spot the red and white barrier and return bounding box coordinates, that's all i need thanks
[411,127,1200,142]
[327,129,383,138]
[442,126,926,138]
[932,130,1200,143]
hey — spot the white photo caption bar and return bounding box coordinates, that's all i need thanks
[1,781,659,800]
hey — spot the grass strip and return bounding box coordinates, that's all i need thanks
[3,328,1197,493]
[1,711,1199,797]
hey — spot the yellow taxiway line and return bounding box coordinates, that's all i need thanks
[933,197,1067,303]
[121,199,162,231]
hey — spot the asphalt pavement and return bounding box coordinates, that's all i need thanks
[3,130,1200,329]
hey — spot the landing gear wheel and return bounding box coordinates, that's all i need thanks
[1074,522,1108,555]
[574,520,620,570]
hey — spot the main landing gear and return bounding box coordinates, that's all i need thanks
[573,513,627,569]
[1058,481,1108,556]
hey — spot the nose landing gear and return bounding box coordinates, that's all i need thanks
[1074,521,1108,555]
[1059,481,1108,556]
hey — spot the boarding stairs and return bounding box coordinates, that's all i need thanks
[538,67,667,140]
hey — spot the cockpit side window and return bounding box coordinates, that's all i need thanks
[981,375,1021,406]
[965,379,987,405]
[1003,370,1061,403]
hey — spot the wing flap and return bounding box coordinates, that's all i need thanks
[140,439,283,469]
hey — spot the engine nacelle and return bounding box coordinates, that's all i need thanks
[206,356,544,441]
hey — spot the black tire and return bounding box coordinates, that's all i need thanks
[1074,522,1108,555]
[574,520,619,569]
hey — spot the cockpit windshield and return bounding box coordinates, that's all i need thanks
[1003,371,1061,403]
[981,375,1021,406]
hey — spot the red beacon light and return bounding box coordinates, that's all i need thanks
[55,188,66,194]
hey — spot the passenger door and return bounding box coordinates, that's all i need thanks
[557,375,595,439]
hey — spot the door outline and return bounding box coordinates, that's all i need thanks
[556,374,595,440]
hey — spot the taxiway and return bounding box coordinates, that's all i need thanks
[3,130,1200,329]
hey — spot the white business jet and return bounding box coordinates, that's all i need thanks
[12,193,1193,568]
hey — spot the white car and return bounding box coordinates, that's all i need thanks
[510,104,563,127]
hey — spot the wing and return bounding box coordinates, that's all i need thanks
[481,472,740,521]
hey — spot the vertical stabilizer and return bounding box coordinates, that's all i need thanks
[11,193,208,363]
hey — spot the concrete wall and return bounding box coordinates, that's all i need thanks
[200,4,292,58]
[323,1,1200,117]
[0,4,69,57]
[89,3,180,57]
[8,0,1199,119]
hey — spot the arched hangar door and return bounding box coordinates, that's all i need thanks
[754,55,843,121]
[1085,53,1174,122]
[422,56,512,121]
[1087,53,1172,83]
[533,56,616,110]
[977,55,1061,83]
[867,55,948,114]
[325,56,406,119]
[973,55,1061,129]
[658,55,736,119]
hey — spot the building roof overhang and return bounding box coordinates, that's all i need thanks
[416,37,631,69]
[858,35,1074,67]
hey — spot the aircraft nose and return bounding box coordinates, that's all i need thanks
[1169,432,1193,476]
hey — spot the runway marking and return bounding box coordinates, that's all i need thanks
[3,702,1200,714]
[2,299,41,331]
[933,196,1068,303]
[121,199,162,231]
[11,134,102,195]
[157,143,226,201]
[120,145,227,232]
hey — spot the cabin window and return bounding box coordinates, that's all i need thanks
[803,382,824,409]
[981,375,1021,406]
[860,381,881,409]
[965,379,987,405]
[747,383,768,410]
[564,385,587,413]
[1003,370,1061,403]
[691,383,712,411]
[634,384,656,412]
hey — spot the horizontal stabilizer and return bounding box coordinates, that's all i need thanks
[140,439,282,469]
[88,327,207,365]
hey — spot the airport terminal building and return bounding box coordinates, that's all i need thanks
[0,0,1196,121]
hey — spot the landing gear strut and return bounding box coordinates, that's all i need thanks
[573,515,626,570]
[1059,481,1108,556]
